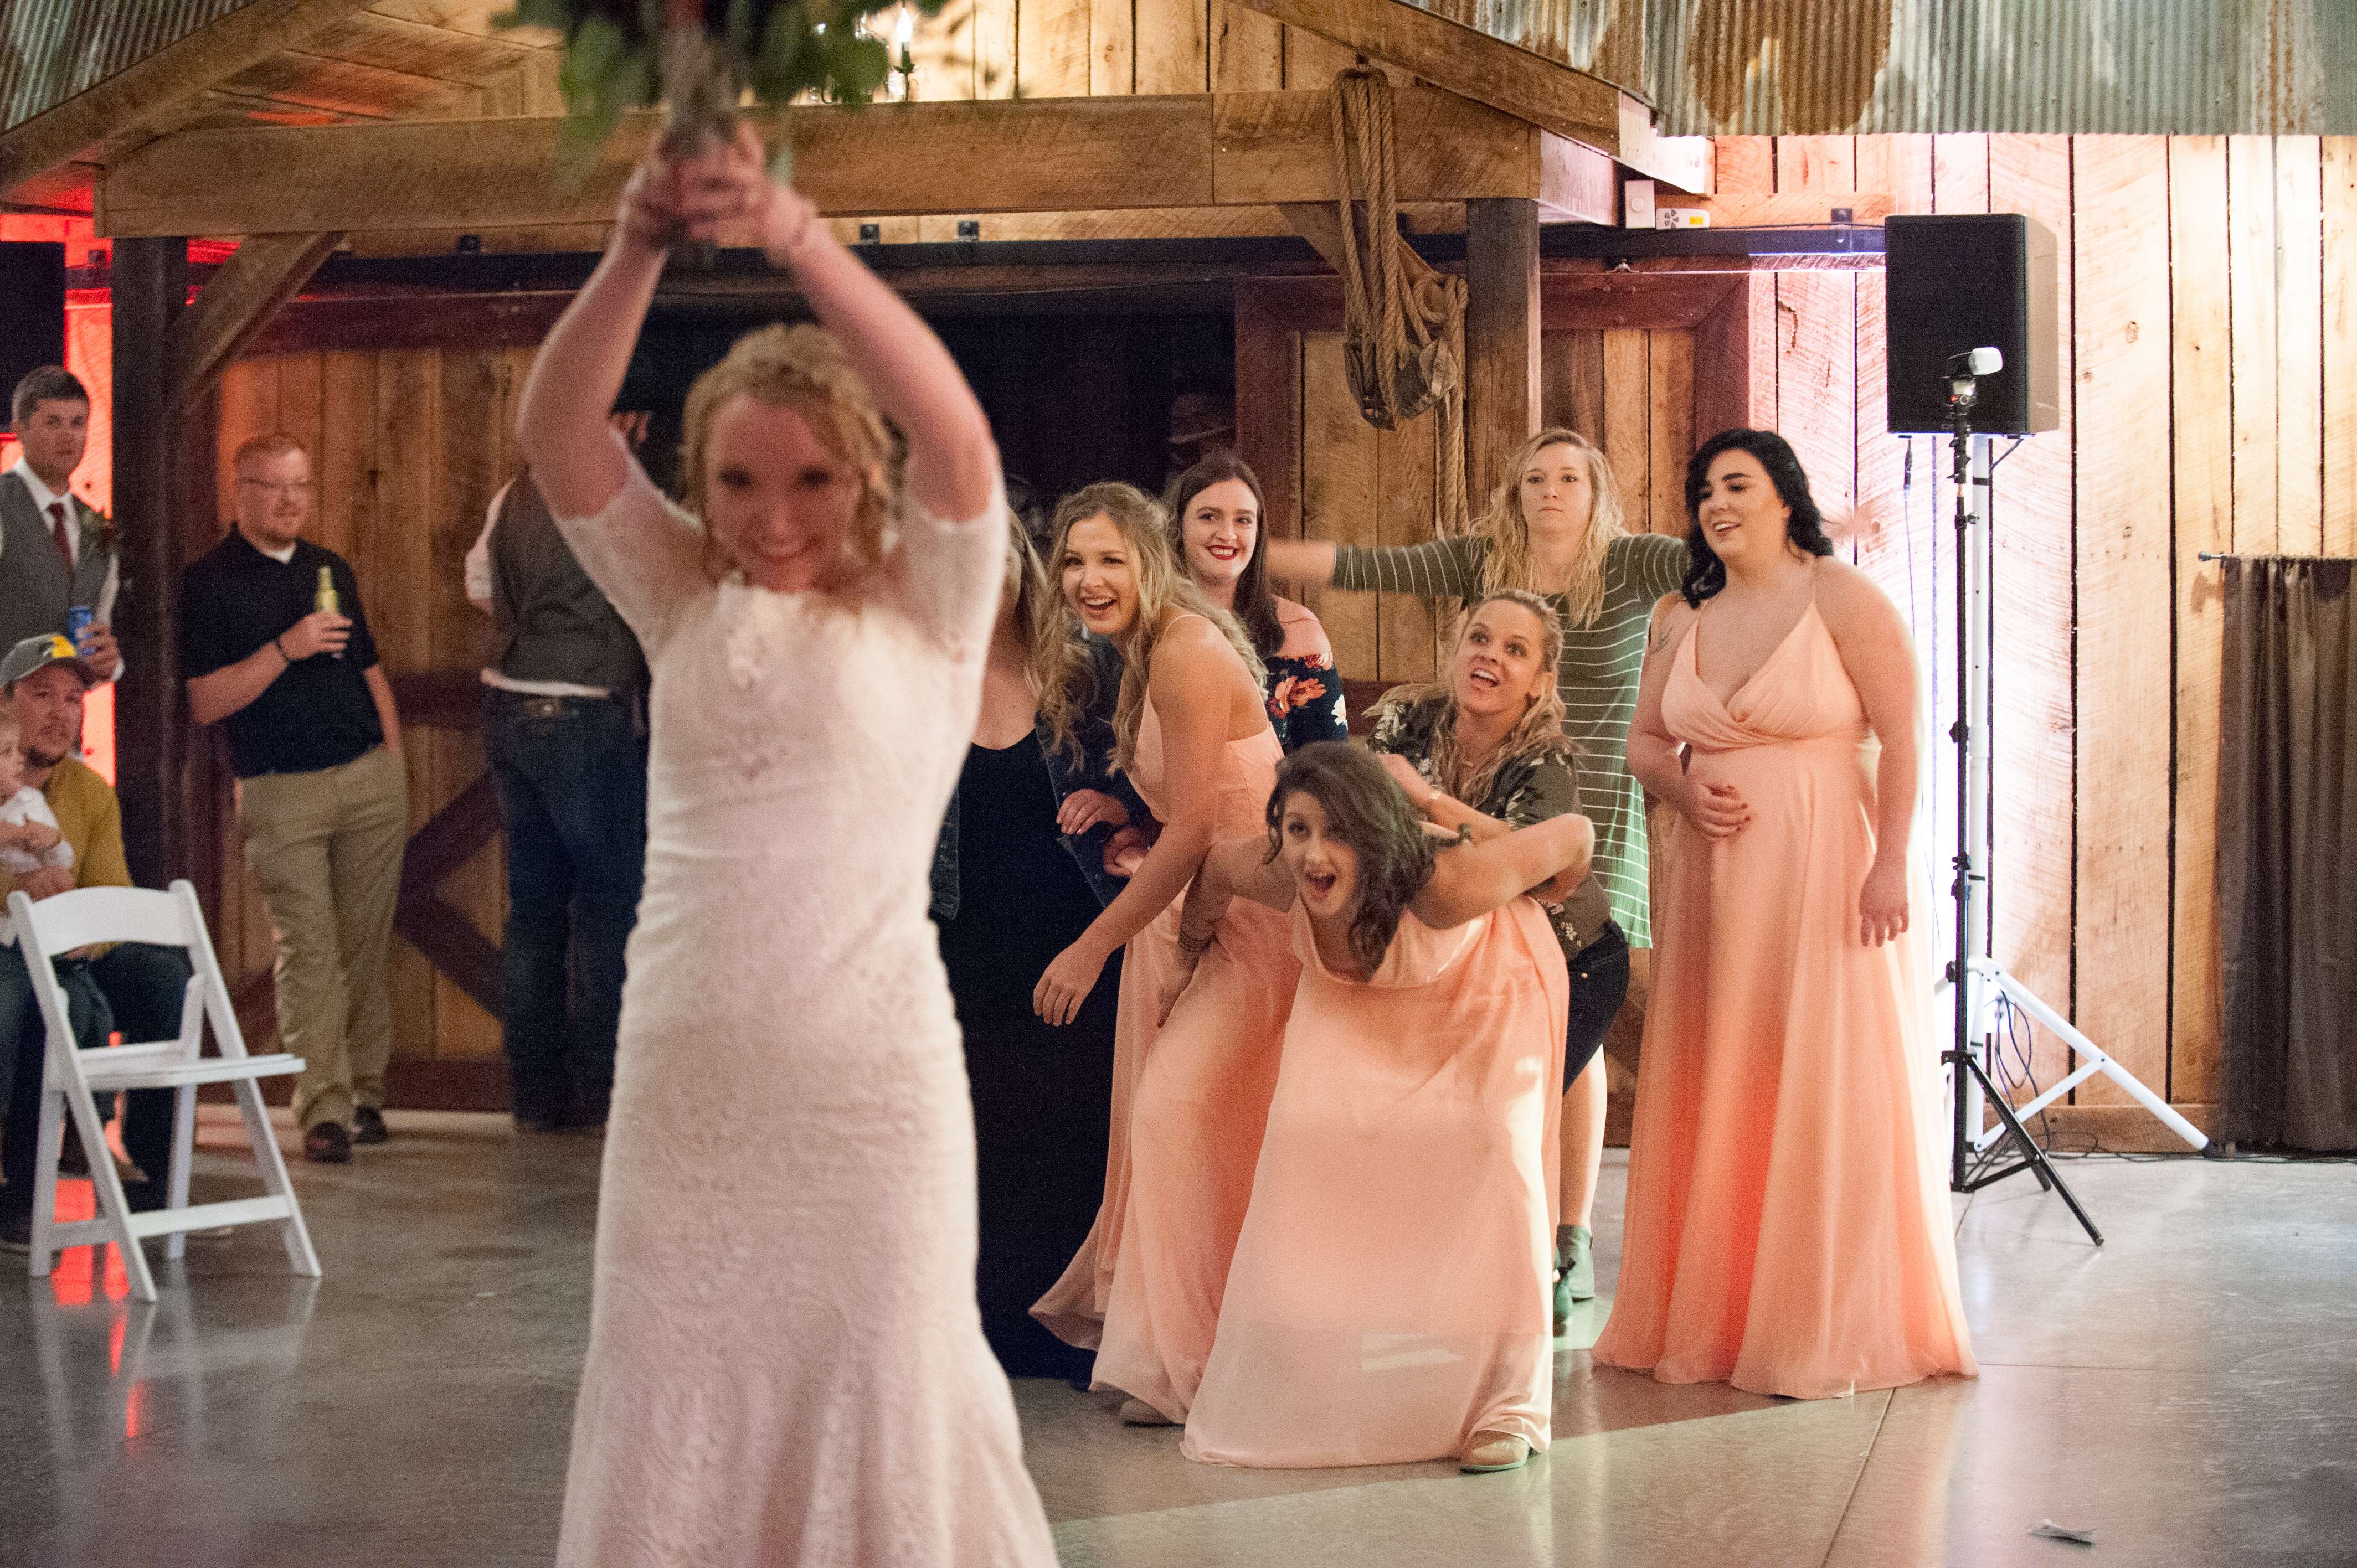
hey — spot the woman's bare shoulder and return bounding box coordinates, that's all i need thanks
[1812,556,1905,636]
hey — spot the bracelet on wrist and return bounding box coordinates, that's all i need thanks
[272,635,289,661]
[1175,929,1214,955]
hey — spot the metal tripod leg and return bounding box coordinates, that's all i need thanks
[1946,1046,2103,1245]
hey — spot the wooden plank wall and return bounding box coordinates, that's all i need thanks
[1286,324,1696,688]
[1712,132,2357,1148]
[908,0,1354,100]
[206,346,525,1075]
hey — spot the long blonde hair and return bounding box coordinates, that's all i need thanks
[1471,427,1627,627]
[1038,481,1263,771]
[678,323,894,579]
[1391,589,1574,809]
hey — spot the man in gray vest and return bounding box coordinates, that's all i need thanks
[465,414,651,1132]
[3,368,121,681]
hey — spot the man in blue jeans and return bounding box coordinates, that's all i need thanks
[0,635,194,1252]
[465,419,651,1132]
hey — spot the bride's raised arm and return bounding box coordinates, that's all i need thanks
[731,130,998,525]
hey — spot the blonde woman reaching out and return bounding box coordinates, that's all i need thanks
[1027,483,1299,1429]
[516,130,1053,1566]
[1268,429,1682,1324]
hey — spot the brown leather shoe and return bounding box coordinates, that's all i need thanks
[303,1122,352,1164]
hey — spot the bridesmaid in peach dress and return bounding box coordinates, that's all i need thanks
[1169,745,1590,1473]
[1027,483,1298,1426]
[1595,429,1975,1400]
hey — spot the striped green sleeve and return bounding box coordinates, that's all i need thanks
[1613,532,1689,602]
[1331,534,1485,599]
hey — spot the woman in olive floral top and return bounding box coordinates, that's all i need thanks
[1367,591,1630,1334]
[1165,456,1346,751]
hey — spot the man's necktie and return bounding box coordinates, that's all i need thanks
[47,501,73,572]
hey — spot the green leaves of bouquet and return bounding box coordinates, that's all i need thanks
[496,0,945,184]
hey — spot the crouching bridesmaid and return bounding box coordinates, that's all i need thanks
[1165,744,1590,1473]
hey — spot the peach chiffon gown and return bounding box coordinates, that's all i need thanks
[1592,594,1977,1400]
[1032,666,1295,1421]
[1184,897,1569,1468]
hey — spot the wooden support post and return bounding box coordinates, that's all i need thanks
[111,237,189,890]
[1464,197,1540,509]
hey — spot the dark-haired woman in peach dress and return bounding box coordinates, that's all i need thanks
[1594,429,1974,1401]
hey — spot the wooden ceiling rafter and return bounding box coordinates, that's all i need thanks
[0,0,565,213]
[95,87,1622,239]
[1226,0,1712,193]
[0,0,386,207]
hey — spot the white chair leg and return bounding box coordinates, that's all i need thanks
[65,1077,156,1303]
[165,1083,197,1262]
[28,1086,63,1280]
[235,1077,320,1279]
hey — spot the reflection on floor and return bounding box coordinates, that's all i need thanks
[3,1109,2354,1567]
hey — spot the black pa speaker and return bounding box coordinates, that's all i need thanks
[0,242,68,435]
[1884,214,2060,436]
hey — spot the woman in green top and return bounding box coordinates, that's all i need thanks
[1267,427,1686,1312]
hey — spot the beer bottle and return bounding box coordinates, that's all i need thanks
[315,566,344,659]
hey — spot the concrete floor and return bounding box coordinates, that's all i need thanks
[3,1110,2353,1567]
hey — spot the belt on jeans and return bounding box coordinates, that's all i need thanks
[493,691,616,718]
[1569,921,1627,966]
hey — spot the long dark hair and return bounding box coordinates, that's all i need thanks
[1679,429,1835,606]
[1165,454,1285,660]
[1265,742,1437,976]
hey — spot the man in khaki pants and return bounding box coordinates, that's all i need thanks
[181,434,408,1164]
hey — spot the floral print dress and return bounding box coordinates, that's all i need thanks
[1264,596,1346,751]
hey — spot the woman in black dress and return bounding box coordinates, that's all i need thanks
[933,514,1138,1381]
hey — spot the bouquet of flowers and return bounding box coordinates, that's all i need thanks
[498,0,944,175]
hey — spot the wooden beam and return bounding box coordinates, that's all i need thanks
[1226,0,1614,152]
[0,0,382,199]
[1614,94,1713,194]
[111,238,190,890]
[1228,269,1741,337]
[1212,90,1591,212]
[1234,283,1304,542]
[168,233,345,411]
[97,90,1579,236]
[1464,198,1540,506]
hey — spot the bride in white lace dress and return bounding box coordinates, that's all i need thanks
[517,127,1055,1566]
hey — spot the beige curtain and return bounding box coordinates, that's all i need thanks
[2219,558,2357,1151]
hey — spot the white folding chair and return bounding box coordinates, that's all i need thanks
[10,879,320,1303]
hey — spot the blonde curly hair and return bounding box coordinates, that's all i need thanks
[678,323,896,577]
[1471,427,1628,628]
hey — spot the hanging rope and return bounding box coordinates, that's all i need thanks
[1328,66,1469,538]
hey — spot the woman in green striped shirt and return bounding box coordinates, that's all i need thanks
[1267,427,1686,1313]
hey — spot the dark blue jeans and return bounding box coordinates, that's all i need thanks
[1,941,192,1213]
[485,691,647,1123]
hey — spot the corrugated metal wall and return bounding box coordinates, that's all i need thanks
[1407,0,2357,135]
[0,0,253,133]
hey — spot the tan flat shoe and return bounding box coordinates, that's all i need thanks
[1460,1431,1531,1473]
[1119,1397,1176,1427]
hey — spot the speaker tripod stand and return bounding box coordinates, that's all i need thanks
[1936,354,2208,1246]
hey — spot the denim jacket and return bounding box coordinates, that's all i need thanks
[930,637,1144,921]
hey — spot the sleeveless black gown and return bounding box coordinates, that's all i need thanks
[936,737,1122,1381]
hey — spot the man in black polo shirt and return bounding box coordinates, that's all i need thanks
[181,433,408,1165]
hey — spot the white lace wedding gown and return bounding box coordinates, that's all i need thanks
[550,440,1054,1566]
